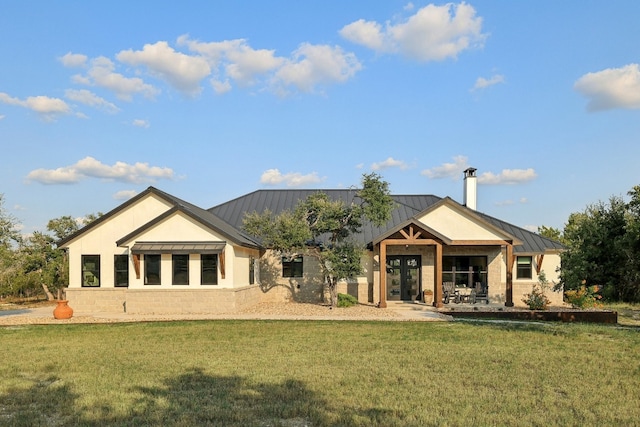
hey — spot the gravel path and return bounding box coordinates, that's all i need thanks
[0,301,449,325]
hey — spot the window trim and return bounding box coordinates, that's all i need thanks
[516,256,533,280]
[282,255,303,278]
[144,254,161,286]
[114,254,129,288]
[81,255,101,287]
[201,253,218,285]
[172,254,189,286]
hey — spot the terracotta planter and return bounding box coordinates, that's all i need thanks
[424,291,434,305]
[53,300,73,319]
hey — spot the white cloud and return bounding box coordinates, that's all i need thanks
[371,157,410,171]
[471,74,504,91]
[211,79,232,95]
[260,168,325,187]
[421,155,469,179]
[116,41,211,96]
[65,89,120,113]
[26,156,174,185]
[340,2,486,62]
[574,63,640,111]
[180,35,361,95]
[59,52,88,67]
[478,168,537,185]
[132,119,150,128]
[274,43,362,93]
[113,190,138,200]
[0,114,4,120]
[0,92,71,121]
[80,56,160,101]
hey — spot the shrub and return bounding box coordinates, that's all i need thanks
[565,284,603,309]
[337,293,358,307]
[522,271,551,310]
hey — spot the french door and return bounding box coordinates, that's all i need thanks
[386,255,421,301]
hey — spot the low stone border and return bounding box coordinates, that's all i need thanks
[443,309,618,324]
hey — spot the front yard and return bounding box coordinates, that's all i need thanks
[1,319,639,426]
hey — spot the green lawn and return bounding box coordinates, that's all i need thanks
[1,320,639,426]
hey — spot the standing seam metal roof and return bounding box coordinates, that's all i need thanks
[208,190,563,252]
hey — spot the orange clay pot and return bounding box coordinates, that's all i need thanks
[53,300,73,319]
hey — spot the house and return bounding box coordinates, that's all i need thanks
[58,168,565,315]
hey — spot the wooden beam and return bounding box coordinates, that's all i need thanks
[449,240,510,246]
[379,242,387,308]
[219,249,226,279]
[505,244,514,307]
[132,254,140,279]
[536,254,544,274]
[434,243,443,308]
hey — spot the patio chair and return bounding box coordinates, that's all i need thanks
[471,282,489,304]
[442,281,460,304]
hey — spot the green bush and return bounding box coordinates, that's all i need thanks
[337,293,358,307]
[522,271,551,310]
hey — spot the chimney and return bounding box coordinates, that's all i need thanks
[463,167,477,210]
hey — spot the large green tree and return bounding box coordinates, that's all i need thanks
[243,173,394,307]
[559,189,640,302]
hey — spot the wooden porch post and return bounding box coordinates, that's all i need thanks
[379,242,387,308]
[434,242,443,308]
[505,244,514,307]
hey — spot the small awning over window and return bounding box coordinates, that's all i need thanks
[131,241,226,254]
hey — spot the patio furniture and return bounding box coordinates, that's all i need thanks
[471,282,489,304]
[442,281,459,304]
[457,286,473,303]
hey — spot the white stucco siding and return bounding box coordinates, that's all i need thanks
[418,205,507,241]
[66,195,174,288]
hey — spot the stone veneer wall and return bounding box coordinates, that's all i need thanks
[512,281,564,308]
[65,286,263,315]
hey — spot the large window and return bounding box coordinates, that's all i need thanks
[145,254,161,285]
[282,255,303,278]
[201,254,218,285]
[172,254,189,285]
[516,256,533,280]
[114,255,129,287]
[443,256,487,287]
[82,255,100,287]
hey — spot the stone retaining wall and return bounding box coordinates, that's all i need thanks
[66,286,263,315]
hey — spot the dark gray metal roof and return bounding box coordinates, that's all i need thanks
[131,241,226,254]
[208,189,564,253]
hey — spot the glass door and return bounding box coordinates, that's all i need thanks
[386,255,421,301]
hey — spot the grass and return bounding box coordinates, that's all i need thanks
[1,320,639,426]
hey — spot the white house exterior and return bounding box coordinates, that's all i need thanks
[59,170,565,315]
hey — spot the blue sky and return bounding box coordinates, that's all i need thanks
[1,1,639,236]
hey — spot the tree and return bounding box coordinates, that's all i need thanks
[243,173,394,307]
[47,215,80,241]
[537,225,565,245]
[560,193,639,302]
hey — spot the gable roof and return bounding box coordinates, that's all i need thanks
[209,189,563,253]
[58,187,260,249]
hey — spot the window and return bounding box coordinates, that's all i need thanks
[516,256,533,280]
[282,255,303,278]
[201,254,218,285]
[82,255,100,287]
[443,256,487,287]
[172,254,189,285]
[114,255,129,287]
[145,254,161,285]
[250,256,259,285]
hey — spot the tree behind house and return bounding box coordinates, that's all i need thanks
[243,173,394,307]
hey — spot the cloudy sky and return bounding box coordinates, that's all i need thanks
[1,1,639,235]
